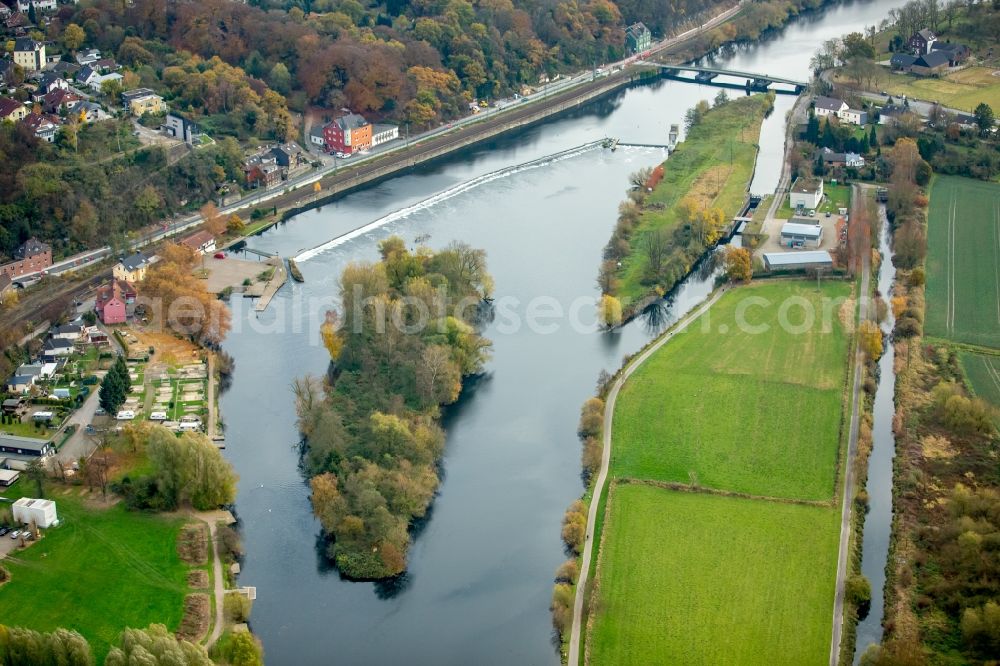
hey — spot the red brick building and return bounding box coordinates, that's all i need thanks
[0,237,52,279]
[323,113,372,155]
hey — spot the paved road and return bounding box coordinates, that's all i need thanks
[55,381,102,466]
[566,287,728,666]
[829,183,874,666]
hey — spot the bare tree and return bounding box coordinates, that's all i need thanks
[643,229,669,275]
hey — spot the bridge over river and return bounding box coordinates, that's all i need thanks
[636,61,809,93]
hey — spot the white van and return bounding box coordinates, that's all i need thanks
[116,410,135,420]
[149,412,167,421]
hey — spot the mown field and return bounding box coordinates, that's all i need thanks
[588,484,839,666]
[925,176,1000,348]
[611,280,853,500]
[616,94,771,305]
[960,351,1000,408]
[0,485,188,660]
[876,67,1000,114]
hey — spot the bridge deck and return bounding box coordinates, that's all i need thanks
[636,61,807,88]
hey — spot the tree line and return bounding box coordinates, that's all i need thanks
[295,236,493,579]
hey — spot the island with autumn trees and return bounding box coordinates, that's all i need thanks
[294,236,494,579]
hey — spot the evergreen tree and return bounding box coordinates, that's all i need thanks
[861,134,870,154]
[869,124,878,148]
[821,120,836,150]
[805,112,820,143]
[98,356,130,415]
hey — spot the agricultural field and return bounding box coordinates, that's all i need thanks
[876,67,1000,114]
[587,485,839,666]
[0,487,189,660]
[611,280,853,500]
[960,351,1000,410]
[925,176,1000,348]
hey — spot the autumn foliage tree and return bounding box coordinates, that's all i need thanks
[141,243,231,346]
[298,237,493,579]
[723,246,752,282]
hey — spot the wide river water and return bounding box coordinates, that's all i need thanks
[220,2,906,662]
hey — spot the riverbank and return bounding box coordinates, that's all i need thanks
[601,93,772,314]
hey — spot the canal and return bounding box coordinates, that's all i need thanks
[854,206,899,662]
[219,1,907,662]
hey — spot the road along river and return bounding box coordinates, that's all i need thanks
[219,1,908,663]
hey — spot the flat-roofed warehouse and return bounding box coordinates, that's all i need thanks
[780,221,823,248]
[762,250,834,271]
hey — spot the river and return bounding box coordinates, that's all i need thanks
[853,207,898,662]
[219,2,907,663]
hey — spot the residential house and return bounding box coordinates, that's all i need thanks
[94,279,136,324]
[94,58,118,72]
[51,323,82,341]
[244,152,281,188]
[113,252,150,283]
[813,96,848,118]
[371,124,399,147]
[270,142,303,168]
[5,374,34,394]
[75,101,102,124]
[931,41,970,66]
[890,53,917,71]
[75,65,98,88]
[180,231,216,255]
[878,103,913,125]
[51,61,81,79]
[121,88,165,116]
[0,97,29,122]
[165,113,199,143]
[33,71,69,98]
[0,4,10,19]
[42,337,74,360]
[2,397,25,414]
[625,22,651,54]
[76,48,101,66]
[308,125,326,150]
[13,38,44,72]
[0,237,52,279]
[42,88,82,115]
[789,177,824,210]
[323,113,372,155]
[5,12,28,30]
[909,28,936,54]
[21,112,59,143]
[88,72,124,93]
[910,50,950,75]
[821,149,865,168]
[838,108,868,125]
[0,435,54,459]
[16,0,56,12]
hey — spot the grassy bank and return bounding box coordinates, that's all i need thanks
[608,94,772,309]
[589,484,839,666]
[0,487,188,660]
[924,176,1000,348]
[584,279,853,662]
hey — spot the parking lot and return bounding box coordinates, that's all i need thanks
[758,212,846,254]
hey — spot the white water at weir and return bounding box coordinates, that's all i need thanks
[293,139,615,262]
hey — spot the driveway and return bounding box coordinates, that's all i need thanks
[55,375,103,465]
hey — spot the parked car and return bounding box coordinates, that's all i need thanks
[214,252,225,259]
[0,527,8,536]
[10,530,20,539]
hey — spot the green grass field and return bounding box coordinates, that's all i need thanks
[616,94,771,305]
[588,485,839,666]
[960,351,1000,408]
[925,176,1000,348]
[876,67,1000,114]
[0,487,187,660]
[611,280,852,500]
